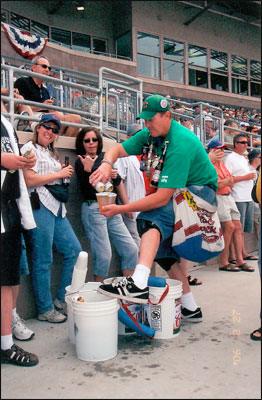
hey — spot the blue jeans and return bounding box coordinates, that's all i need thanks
[30,203,82,314]
[81,202,138,277]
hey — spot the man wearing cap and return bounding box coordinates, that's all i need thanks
[90,94,218,321]
[208,139,249,272]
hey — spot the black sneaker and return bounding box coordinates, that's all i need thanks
[98,276,149,304]
[1,344,39,367]
[181,307,202,323]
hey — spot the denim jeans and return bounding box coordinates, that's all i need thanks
[81,202,138,277]
[30,202,82,314]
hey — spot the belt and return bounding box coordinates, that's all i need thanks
[85,199,97,206]
[219,193,230,196]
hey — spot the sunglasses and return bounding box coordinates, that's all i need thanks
[83,138,98,143]
[37,64,51,71]
[41,123,59,134]
[237,141,248,145]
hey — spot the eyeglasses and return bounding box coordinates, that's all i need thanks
[36,64,51,71]
[41,123,59,134]
[237,141,248,145]
[83,138,98,143]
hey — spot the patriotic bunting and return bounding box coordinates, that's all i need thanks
[1,22,47,59]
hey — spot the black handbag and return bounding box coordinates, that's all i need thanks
[44,184,69,203]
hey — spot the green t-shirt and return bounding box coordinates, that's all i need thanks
[122,119,218,190]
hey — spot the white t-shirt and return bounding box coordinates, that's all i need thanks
[115,156,145,219]
[224,151,253,202]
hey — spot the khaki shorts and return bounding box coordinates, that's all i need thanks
[216,193,240,222]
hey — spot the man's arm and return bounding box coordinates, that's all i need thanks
[89,143,129,186]
[101,187,175,218]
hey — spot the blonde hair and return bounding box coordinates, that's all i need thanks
[32,123,59,159]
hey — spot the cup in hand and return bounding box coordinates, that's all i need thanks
[107,193,117,204]
[96,192,117,211]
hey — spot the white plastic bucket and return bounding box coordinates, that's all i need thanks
[146,278,183,339]
[103,277,142,336]
[65,282,101,344]
[72,290,119,362]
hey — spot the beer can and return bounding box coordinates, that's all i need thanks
[95,182,105,192]
[104,181,113,192]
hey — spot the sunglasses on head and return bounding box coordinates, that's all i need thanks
[41,123,59,134]
[237,141,248,144]
[37,63,51,71]
[83,138,98,143]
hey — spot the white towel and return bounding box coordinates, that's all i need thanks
[1,115,36,232]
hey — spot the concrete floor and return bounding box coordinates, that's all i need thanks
[1,254,261,399]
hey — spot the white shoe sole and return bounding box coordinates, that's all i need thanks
[13,332,35,341]
[98,287,148,304]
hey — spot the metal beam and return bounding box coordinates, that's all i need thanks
[180,0,261,27]
[184,3,212,26]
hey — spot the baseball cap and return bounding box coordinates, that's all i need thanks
[127,123,142,137]
[205,115,213,121]
[39,113,61,130]
[207,139,228,150]
[247,148,261,163]
[136,95,170,120]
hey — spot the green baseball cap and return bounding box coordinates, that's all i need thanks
[136,95,170,120]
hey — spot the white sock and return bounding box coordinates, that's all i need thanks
[132,264,151,289]
[181,292,198,311]
[1,334,13,350]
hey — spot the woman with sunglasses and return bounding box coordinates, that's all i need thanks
[75,127,138,282]
[20,114,82,323]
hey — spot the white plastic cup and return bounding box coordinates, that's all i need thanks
[70,251,88,292]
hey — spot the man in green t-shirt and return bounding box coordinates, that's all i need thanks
[90,94,218,322]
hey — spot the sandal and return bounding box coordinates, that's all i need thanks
[237,263,255,272]
[228,259,237,264]
[187,275,202,286]
[219,264,241,272]
[243,255,258,261]
[1,344,39,367]
[250,327,261,341]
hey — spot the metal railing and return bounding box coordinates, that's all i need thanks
[1,63,144,142]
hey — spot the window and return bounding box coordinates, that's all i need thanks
[250,60,261,80]
[137,32,160,78]
[250,60,261,97]
[137,32,159,56]
[93,38,107,55]
[1,9,8,23]
[250,81,261,98]
[188,45,207,87]
[189,68,208,88]
[210,50,228,91]
[116,31,132,60]
[163,39,184,83]
[10,12,30,31]
[31,20,49,38]
[72,32,90,53]
[51,27,71,48]
[231,55,247,76]
[231,55,248,95]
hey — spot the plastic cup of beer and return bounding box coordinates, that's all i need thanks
[96,192,110,211]
[107,193,117,204]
